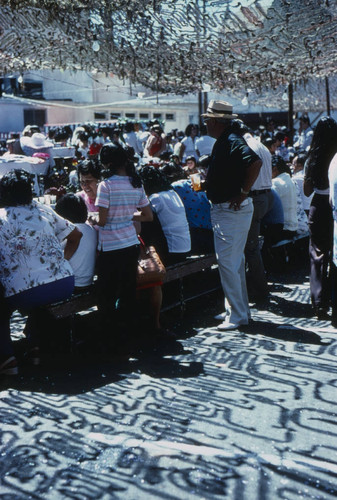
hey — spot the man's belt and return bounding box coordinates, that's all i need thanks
[250,189,271,195]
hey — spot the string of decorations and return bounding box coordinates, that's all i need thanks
[1,0,337,98]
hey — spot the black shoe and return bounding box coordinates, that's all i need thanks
[314,306,330,320]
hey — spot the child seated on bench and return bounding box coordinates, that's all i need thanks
[55,194,97,291]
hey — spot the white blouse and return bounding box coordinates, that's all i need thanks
[149,190,191,253]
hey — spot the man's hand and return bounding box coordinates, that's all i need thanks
[228,192,248,211]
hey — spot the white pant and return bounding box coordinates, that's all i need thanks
[211,199,254,324]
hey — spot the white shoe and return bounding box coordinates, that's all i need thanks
[214,312,227,320]
[217,320,248,331]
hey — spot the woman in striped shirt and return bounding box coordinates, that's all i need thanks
[96,143,153,346]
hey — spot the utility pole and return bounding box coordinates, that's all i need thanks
[325,76,331,116]
[288,82,294,145]
[198,91,203,128]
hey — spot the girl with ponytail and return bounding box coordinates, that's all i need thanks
[96,143,153,348]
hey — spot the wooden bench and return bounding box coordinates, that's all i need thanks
[266,232,309,266]
[46,253,218,321]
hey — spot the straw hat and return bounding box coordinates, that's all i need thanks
[201,100,238,119]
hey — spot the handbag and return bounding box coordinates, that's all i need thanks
[137,237,166,286]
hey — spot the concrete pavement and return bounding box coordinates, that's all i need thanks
[1,266,337,499]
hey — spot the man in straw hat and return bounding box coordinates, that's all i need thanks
[201,100,262,330]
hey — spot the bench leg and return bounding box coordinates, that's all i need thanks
[178,278,186,317]
[69,313,75,354]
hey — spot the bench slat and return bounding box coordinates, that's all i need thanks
[46,253,217,319]
[164,254,217,282]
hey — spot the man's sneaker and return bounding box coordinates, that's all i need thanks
[217,320,248,331]
[0,356,18,376]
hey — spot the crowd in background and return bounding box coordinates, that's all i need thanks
[2,110,337,377]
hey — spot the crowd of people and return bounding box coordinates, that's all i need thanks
[1,104,337,377]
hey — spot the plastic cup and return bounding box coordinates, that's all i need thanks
[44,194,51,205]
[50,195,57,205]
[190,173,201,192]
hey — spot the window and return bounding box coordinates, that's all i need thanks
[153,113,162,119]
[125,113,136,119]
[110,112,121,119]
[166,113,175,121]
[94,112,107,120]
[21,81,43,99]
[24,109,46,128]
[139,113,149,119]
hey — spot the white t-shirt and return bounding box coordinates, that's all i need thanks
[66,222,97,287]
[181,136,199,161]
[123,131,143,155]
[292,170,313,211]
[149,190,191,253]
[329,153,337,265]
[195,135,216,156]
[244,133,272,191]
[0,201,75,297]
[272,172,298,232]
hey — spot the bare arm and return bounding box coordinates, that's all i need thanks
[133,204,153,223]
[303,177,314,197]
[229,159,262,210]
[179,142,185,161]
[64,227,82,260]
[97,206,108,227]
[157,135,167,156]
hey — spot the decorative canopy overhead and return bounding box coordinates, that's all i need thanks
[1,0,337,100]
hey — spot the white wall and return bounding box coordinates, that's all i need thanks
[25,70,94,103]
[0,102,27,132]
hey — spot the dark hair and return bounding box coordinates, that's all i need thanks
[77,159,101,180]
[272,155,291,175]
[55,193,87,224]
[299,114,310,125]
[48,127,57,140]
[185,123,198,137]
[78,132,89,142]
[0,169,33,207]
[231,119,249,135]
[185,155,197,165]
[275,131,285,141]
[139,165,172,195]
[53,126,71,143]
[159,151,171,162]
[160,162,186,183]
[262,137,276,148]
[100,143,141,188]
[296,153,307,167]
[306,116,337,189]
[124,122,135,133]
[101,126,112,136]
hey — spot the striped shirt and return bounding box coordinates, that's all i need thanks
[96,175,149,251]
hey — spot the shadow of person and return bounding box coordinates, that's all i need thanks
[262,294,314,319]
[0,356,129,394]
[239,320,328,345]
